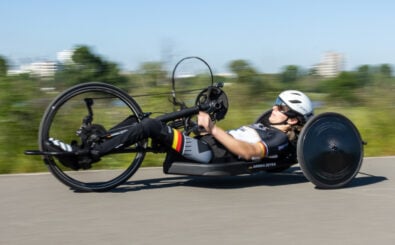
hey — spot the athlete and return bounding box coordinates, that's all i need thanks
[47,90,313,170]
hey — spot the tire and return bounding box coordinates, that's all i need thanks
[39,82,147,192]
[297,112,364,189]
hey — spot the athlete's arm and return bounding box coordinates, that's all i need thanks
[197,111,265,160]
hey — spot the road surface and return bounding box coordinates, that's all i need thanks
[1,157,394,245]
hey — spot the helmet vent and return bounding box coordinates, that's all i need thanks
[290,100,301,103]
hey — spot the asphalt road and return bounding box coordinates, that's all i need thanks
[1,156,394,245]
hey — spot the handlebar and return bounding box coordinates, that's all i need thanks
[155,80,227,125]
[155,103,210,123]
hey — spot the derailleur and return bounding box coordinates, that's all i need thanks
[77,124,108,148]
[62,124,108,170]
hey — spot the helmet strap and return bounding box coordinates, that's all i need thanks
[270,117,289,126]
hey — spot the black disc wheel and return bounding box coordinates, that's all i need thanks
[297,112,364,189]
[39,82,147,192]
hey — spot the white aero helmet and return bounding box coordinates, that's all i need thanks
[276,90,314,123]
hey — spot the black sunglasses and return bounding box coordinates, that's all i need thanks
[274,98,298,117]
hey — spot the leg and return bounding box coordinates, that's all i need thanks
[93,118,213,163]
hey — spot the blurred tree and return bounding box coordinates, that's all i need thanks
[379,64,392,78]
[228,59,266,100]
[370,64,394,88]
[280,65,301,83]
[308,67,318,76]
[324,71,360,104]
[228,59,257,83]
[0,55,7,77]
[55,45,128,88]
[72,46,101,65]
[138,62,168,86]
[356,65,372,86]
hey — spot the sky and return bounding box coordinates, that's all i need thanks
[1,0,395,73]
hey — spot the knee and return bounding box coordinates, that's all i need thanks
[142,118,174,144]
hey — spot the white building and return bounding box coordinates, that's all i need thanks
[57,49,74,64]
[315,52,344,77]
[23,61,58,77]
[8,49,75,77]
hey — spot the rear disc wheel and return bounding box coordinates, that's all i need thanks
[297,112,364,189]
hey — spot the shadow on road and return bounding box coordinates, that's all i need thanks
[110,167,387,193]
[347,172,387,188]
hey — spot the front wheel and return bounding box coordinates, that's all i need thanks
[39,82,147,192]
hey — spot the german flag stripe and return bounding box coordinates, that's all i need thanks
[258,141,267,158]
[171,129,183,153]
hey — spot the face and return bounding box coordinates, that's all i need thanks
[269,105,289,124]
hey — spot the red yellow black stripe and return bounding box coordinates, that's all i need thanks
[171,129,184,153]
[258,141,267,158]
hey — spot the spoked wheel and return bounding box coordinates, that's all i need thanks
[39,82,147,192]
[297,112,364,189]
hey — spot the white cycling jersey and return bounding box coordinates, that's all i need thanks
[228,125,262,144]
[228,123,289,157]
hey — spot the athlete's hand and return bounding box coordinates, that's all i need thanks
[197,111,215,134]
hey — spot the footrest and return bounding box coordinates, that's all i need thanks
[24,150,76,156]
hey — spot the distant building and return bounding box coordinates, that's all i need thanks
[57,49,74,64]
[23,61,58,78]
[8,49,75,78]
[315,52,344,77]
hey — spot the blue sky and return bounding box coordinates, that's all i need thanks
[1,0,394,73]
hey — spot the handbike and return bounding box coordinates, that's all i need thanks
[25,57,365,192]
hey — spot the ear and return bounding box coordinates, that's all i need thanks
[287,117,298,125]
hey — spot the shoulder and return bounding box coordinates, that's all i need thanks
[249,124,288,141]
[227,125,262,143]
